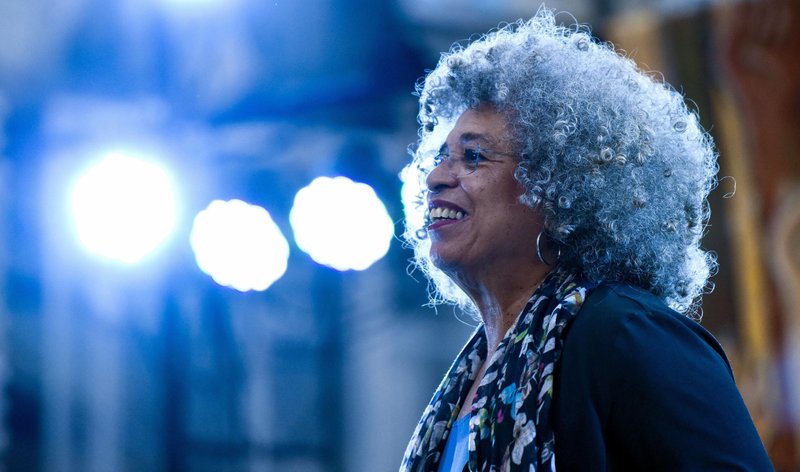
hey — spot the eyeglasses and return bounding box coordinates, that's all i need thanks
[417,143,489,177]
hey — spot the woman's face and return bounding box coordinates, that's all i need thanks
[426,104,544,282]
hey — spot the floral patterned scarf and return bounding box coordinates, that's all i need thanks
[400,271,593,472]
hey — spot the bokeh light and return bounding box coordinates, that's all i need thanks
[190,199,289,291]
[70,152,178,264]
[290,176,394,271]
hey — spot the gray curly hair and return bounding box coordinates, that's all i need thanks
[401,8,718,317]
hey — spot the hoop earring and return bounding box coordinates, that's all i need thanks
[536,231,560,266]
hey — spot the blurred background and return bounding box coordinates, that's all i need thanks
[0,0,797,470]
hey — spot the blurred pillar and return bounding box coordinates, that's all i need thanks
[312,267,344,472]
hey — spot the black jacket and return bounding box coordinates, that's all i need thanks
[553,284,774,471]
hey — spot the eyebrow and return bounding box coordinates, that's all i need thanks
[439,132,499,155]
[458,132,497,148]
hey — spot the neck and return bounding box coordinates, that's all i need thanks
[458,266,551,352]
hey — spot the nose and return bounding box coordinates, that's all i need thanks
[425,159,459,193]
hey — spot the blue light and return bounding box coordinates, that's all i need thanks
[190,199,289,292]
[161,0,237,7]
[290,176,394,271]
[70,152,178,264]
[158,0,240,15]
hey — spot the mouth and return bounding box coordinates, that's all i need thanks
[426,201,468,229]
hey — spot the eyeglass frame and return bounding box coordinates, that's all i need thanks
[418,141,520,177]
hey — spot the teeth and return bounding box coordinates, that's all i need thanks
[429,207,466,222]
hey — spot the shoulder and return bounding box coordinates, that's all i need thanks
[577,283,698,325]
[553,285,774,470]
[565,283,731,373]
[554,284,774,470]
[557,282,736,415]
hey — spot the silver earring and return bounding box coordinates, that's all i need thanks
[536,231,560,266]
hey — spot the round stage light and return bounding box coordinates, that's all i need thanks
[190,199,289,292]
[290,176,394,271]
[70,153,177,264]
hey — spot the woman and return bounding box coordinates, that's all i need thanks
[399,8,774,472]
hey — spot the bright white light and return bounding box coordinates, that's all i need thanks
[70,153,177,264]
[290,176,394,271]
[190,199,289,292]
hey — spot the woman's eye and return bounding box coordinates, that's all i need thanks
[464,148,485,164]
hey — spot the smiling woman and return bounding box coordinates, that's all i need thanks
[425,105,547,331]
[399,7,774,472]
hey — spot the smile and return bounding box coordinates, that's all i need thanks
[429,207,466,222]
[426,201,469,231]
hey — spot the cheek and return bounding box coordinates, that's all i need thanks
[490,176,527,206]
[472,173,517,196]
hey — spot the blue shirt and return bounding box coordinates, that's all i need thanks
[437,414,470,472]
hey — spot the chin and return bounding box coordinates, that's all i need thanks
[429,250,461,274]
